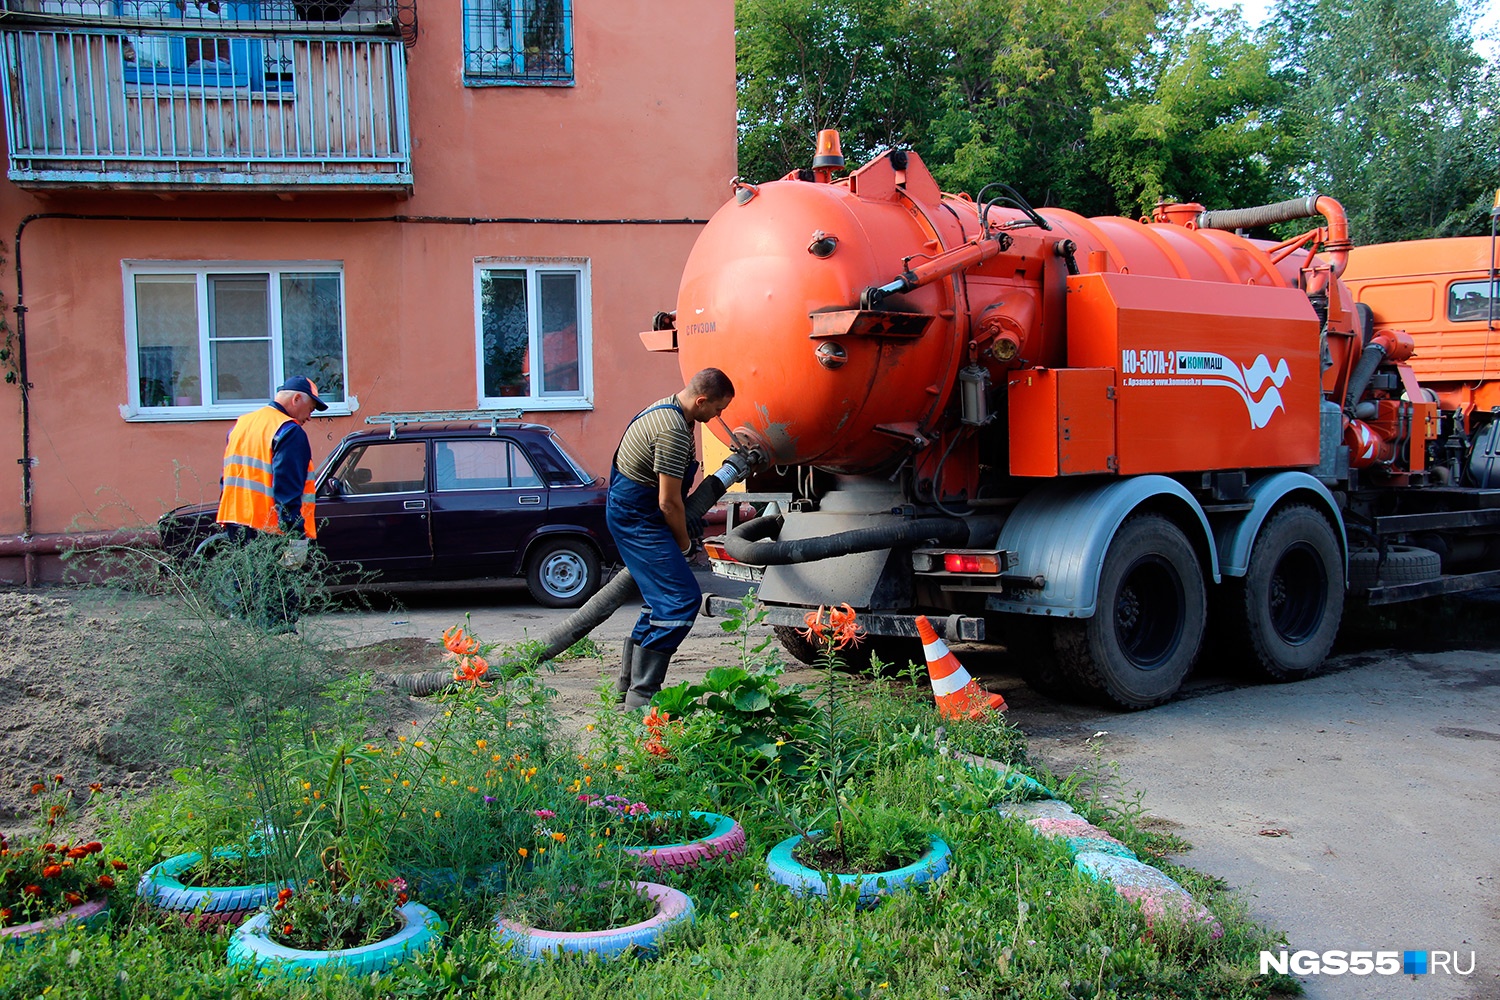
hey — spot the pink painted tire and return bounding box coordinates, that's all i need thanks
[492,880,693,960]
[621,812,746,872]
[0,899,108,945]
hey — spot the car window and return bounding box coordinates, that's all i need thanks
[435,439,543,491]
[1448,279,1497,322]
[332,442,427,495]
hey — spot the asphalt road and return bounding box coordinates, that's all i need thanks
[313,573,1500,1000]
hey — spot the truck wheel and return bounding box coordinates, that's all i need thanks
[774,625,820,666]
[1055,514,1206,709]
[1346,545,1441,592]
[1002,617,1085,700]
[525,539,599,609]
[1226,505,1344,681]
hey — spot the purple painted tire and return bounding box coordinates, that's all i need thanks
[492,880,694,960]
[621,812,746,872]
[0,898,108,944]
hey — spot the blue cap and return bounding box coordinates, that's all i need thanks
[278,376,328,411]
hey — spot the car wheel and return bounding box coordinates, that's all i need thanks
[526,538,600,608]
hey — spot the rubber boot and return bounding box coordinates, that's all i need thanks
[615,638,636,703]
[624,647,673,709]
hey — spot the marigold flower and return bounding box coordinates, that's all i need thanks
[283,923,295,936]
[23,885,41,897]
[89,783,103,793]
[397,892,408,905]
[84,842,102,854]
[42,865,62,878]
[30,783,44,795]
[475,739,487,750]
[96,875,115,890]
[0,908,10,921]
[66,846,89,859]
[64,892,83,906]
[110,860,128,871]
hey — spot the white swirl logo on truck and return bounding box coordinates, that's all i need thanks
[1120,350,1292,429]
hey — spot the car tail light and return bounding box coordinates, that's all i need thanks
[943,552,1002,574]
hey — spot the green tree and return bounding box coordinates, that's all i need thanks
[1271,0,1500,242]
[1090,4,1300,216]
[736,0,944,184]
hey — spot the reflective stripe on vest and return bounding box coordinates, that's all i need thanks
[216,405,318,539]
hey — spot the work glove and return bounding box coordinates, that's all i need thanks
[279,538,310,570]
[680,540,698,559]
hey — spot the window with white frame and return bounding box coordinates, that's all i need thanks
[462,0,574,86]
[125,263,347,418]
[476,260,591,410]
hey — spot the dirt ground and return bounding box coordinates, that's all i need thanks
[0,580,825,836]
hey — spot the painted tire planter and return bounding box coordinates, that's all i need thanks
[137,850,283,929]
[620,811,747,872]
[766,832,952,908]
[0,899,108,946]
[492,880,694,960]
[227,901,446,977]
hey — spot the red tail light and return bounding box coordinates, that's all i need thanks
[943,553,1002,574]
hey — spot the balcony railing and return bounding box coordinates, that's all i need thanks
[0,23,412,190]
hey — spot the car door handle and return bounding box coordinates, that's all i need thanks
[404,500,427,511]
[518,495,542,505]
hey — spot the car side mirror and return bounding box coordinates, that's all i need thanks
[320,477,344,499]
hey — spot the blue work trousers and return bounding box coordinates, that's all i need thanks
[605,468,700,654]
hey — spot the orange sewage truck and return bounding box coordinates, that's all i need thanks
[645,133,1500,708]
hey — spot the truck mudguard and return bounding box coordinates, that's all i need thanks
[1216,471,1346,577]
[987,476,1219,618]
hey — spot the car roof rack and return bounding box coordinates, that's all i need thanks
[364,409,524,439]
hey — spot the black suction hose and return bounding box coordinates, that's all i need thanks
[724,512,969,565]
[1343,340,1389,416]
[392,459,744,696]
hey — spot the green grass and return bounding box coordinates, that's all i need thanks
[0,583,1300,1000]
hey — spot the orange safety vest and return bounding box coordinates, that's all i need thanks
[216,405,317,539]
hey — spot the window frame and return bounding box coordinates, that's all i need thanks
[1447,278,1499,323]
[473,257,593,412]
[461,0,575,88]
[121,259,352,422]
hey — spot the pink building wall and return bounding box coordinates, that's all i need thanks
[0,1,736,581]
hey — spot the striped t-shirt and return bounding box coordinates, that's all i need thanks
[616,397,694,487]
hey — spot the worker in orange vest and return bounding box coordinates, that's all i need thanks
[216,375,328,630]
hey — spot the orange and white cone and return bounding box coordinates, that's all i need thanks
[915,615,1007,719]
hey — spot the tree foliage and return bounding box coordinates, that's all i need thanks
[736,0,1500,237]
[1271,0,1500,242]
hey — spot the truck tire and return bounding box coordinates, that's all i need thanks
[774,625,820,666]
[1054,514,1206,710]
[525,538,600,609]
[1222,505,1344,681]
[1346,545,1441,592]
[1001,617,1086,700]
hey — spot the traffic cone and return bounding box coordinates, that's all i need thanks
[915,615,1007,719]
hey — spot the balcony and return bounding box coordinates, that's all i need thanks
[0,2,414,192]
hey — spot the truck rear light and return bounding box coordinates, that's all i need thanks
[703,540,733,562]
[913,548,1010,575]
[943,553,1002,574]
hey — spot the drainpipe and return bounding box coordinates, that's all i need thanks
[0,528,159,558]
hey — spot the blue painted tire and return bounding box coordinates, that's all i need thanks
[226,901,445,978]
[621,812,747,872]
[137,850,284,924]
[766,832,951,908]
[492,880,694,960]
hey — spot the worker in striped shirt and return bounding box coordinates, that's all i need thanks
[607,368,735,708]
